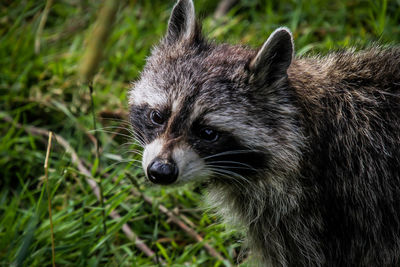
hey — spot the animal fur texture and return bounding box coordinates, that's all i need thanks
[128,0,400,265]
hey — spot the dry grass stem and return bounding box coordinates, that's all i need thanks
[214,0,238,19]
[126,174,226,262]
[2,114,161,263]
[35,0,53,54]
[79,0,119,83]
[44,131,56,267]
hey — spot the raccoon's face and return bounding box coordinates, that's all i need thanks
[128,0,301,186]
[129,49,265,185]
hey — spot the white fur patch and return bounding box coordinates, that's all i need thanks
[173,145,210,183]
[171,100,180,113]
[129,78,167,107]
[142,138,164,175]
[189,102,205,123]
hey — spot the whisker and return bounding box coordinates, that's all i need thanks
[203,149,263,161]
[207,160,259,172]
[89,129,135,140]
[119,141,145,150]
[207,166,253,184]
[121,150,143,156]
[207,168,248,188]
[181,165,208,179]
[207,164,257,173]
[100,117,131,125]
[95,120,148,145]
[207,166,246,181]
[104,159,142,170]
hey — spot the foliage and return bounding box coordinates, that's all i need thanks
[0,0,399,266]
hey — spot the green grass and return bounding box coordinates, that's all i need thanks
[1,0,399,266]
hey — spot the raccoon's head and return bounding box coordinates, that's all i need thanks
[129,0,303,186]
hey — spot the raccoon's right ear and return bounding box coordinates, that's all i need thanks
[249,27,294,86]
[165,0,197,44]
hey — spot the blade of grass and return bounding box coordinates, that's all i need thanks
[35,0,53,54]
[44,131,56,267]
[125,172,226,262]
[88,82,107,238]
[79,0,119,82]
[0,114,162,263]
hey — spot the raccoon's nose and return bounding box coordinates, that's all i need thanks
[147,159,179,185]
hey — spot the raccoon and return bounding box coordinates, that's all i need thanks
[128,0,400,266]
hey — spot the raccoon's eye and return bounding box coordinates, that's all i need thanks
[199,128,219,142]
[150,110,165,125]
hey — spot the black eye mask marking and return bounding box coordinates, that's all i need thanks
[197,127,219,142]
[129,104,170,144]
[130,103,268,179]
[189,121,268,177]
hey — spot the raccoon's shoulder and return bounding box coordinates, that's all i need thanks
[287,46,400,125]
[289,46,400,89]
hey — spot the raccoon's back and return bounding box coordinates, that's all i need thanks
[291,46,400,144]
[290,47,400,265]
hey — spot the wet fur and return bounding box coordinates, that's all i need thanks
[129,0,400,266]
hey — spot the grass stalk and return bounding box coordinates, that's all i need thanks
[4,1,400,265]
[44,131,56,267]
[88,82,108,238]
[125,172,226,261]
[79,0,118,83]
[79,0,120,238]
[35,0,53,54]
[1,114,161,263]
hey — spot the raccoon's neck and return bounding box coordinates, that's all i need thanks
[205,177,322,266]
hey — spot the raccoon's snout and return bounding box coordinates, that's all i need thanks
[147,158,179,185]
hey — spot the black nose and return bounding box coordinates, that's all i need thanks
[147,159,179,185]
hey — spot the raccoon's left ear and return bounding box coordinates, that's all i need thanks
[249,27,294,85]
[165,0,197,44]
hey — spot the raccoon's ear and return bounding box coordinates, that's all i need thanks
[165,0,196,44]
[249,27,294,85]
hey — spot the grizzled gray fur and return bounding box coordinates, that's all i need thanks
[128,0,400,266]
